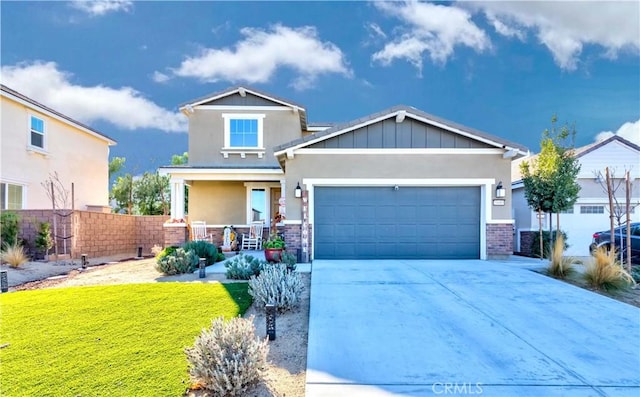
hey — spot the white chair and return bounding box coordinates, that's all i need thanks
[191,221,213,243]
[241,222,264,250]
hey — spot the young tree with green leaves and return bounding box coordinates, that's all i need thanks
[111,174,134,214]
[520,115,581,257]
[133,172,170,215]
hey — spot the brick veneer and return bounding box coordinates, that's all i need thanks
[14,210,166,259]
[486,223,513,258]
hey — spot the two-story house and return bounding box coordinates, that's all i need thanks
[1,85,116,211]
[160,86,528,262]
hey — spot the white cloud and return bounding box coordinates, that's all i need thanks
[1,61,186,133]
[470,2,640,70]
[596,119,640,145]
[371,1,491,73]
[166,24,352,90]
[367,22,387,39]
[70,0,133,16]
[152,71,170,84]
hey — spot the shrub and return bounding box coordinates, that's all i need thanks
[248,263,304,312]
[225,254,265,280]
[155,248,198,275]
[150,244,163,256]
[531,230,568,259]
[263,234,285,249]
[584,246,636,291]
[185,315,268,396]
[1,243,29,268]
[0,211,19,249]
[183,240,220,265]
[546,235,577,279]
[631,266,640,284]
[156,246,178,261]
[281,251,297,272]
[34,222,54,257]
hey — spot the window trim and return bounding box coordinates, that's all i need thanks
[222,113,265,150]
[28,114,46,152]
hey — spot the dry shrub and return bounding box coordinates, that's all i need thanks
[547,235,577,279]
[185,316,268,396]
[1,243,29,268]
[248,263,304,313]
[584,246,636,291]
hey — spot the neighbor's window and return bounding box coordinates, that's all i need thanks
[30,115,45,149]
[223,114,264,149]
[1,183,24,210]
[560,206,574,214]
[580,205,604,214]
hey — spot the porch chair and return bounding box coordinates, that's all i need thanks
[191,221,213,243]
[241,221,264,250]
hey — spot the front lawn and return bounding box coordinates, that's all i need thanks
[0,283,252,396]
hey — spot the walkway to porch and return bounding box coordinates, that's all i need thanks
[203,250,311,274]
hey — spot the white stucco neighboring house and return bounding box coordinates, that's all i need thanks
[512,135,640,256]
[1,84,116,211]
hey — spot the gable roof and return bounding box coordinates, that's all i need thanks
[274,104,529,155]
[1,84,116,145]
[179,85,307,130]
[511,135,640,183]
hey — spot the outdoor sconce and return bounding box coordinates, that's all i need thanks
[266,303,276,340]
[495,182,506,198]
[295,182,302,198]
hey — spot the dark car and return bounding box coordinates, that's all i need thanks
[589,222,640,265]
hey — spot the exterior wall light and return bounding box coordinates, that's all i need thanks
[295,182,302,198]
[495,182,506,198]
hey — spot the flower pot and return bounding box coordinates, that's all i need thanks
[264,248,283,263]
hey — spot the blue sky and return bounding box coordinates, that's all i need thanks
[2,1,639,175]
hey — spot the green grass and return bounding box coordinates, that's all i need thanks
[0,283,252,396]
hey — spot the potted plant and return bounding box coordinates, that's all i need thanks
[263,233,285,263]
[35,221,54,261]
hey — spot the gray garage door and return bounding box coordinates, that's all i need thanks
[314,186,480,259]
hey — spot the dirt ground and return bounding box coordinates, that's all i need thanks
[3,258,310,397]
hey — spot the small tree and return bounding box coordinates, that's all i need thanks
[112,173,134,214]
[133,171,170,215]
[35,222,54,259]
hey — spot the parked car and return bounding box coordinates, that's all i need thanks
[589,222,640,265]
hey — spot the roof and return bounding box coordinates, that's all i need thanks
[511,134,640,183]
[179,85,307,130]
[0,84,116,145]
[274,104,529,155]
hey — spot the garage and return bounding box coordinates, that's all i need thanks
[314,186,481,259]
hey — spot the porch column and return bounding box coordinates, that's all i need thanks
[170,178,185,220]
[280,179,286,218]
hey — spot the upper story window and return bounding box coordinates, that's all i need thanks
[223,114,265,149]
[30,115,45,149]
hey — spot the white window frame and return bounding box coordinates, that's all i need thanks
[222,113,265,150]
[1,182,26,210]
[29,114,46,152]
[244,182,280,225]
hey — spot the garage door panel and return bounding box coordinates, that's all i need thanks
[315,186,480,259]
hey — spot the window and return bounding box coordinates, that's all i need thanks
[580,205,604,214]
[223,114,264,149]
[245,183,281,224]
[1,183,24,210]
[30,115,45,149]
[560,207,574,214]
[251,189,266,222]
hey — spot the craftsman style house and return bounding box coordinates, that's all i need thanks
[160,86,528,261]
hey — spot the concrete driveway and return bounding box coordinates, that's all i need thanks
[306,259,640,397]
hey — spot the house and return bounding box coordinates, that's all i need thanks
[159,86,529,261]
[512,135,640,257]
[0,84,116,211]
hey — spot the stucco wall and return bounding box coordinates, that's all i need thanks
[188,108,302,166]
[188,181,246,225]
[1,95,111,210]
[283,152,513,220]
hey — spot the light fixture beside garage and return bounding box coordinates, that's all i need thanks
[295,182,302,198]
[495,182,506,198]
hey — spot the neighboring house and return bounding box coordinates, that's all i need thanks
[512,135,640,256]
[160,86,528,261]
[0,85,116,211]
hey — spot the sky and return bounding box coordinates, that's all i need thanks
[1,0,639,175]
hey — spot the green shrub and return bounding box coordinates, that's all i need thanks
[182,240,220,265]
[185,316,268,396]
[531,230,568,259]
[1,211,19,249]
[631,266,640,284]
[155,248,198,275]
[156,246,178,261]
[248,263,304,313]
[225,254,265,280]
[35,222,54,257]
[281,250,297,271]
